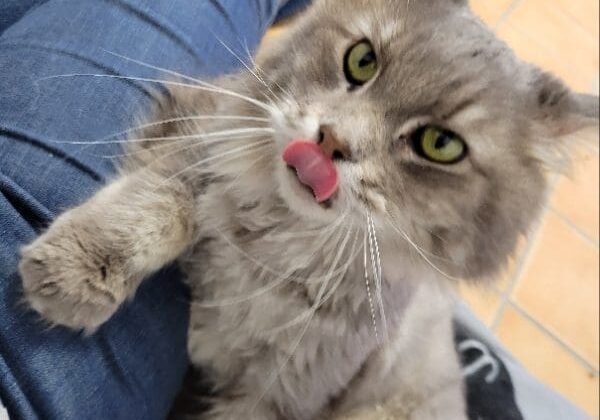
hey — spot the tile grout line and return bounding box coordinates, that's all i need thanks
[548,207,599,248]
[489,219,541,330]
[491,0,597,90]
[479,0,599,408]
[506,300,600,376]
[490,170,599,376]
[486,0,527,330]
[551,4,599,44]
[490,174,562,330]
[493,0,523,31]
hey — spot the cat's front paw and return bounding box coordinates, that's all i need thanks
[19,227,129,333]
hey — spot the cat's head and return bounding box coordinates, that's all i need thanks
[252,0,598,279]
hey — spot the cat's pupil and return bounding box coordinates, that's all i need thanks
[434,133,452,149]
[358,52,375,68]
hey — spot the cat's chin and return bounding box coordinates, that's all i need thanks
[277,164,341,223]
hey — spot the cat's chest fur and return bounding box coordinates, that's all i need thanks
[179,186,413,416]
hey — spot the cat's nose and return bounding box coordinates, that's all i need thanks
[318,125,352,161]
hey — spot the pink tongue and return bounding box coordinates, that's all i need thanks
[283,140,339,203]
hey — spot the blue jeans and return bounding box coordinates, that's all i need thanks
[0,1,309,419]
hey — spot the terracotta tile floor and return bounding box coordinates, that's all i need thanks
[463,1,599,417]
[268,0,599,417]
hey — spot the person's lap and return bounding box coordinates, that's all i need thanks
[0,1,309,418]
[0,0,46,34]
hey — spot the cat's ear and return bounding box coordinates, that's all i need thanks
[529,71,599,137]
[527,70,598,169]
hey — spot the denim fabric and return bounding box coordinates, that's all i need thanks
[0,1,309,419]
[0,0,47,34]
[276,0,311,21]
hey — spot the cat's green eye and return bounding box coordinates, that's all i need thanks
[344,40,378,86]
[412,126,467,164]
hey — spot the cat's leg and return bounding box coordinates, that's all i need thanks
[332,324,466,420]
[331,286,467,420]
[19,170,196,332]
[394,310,466,420]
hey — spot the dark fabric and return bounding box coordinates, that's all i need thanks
[455,323,524,420]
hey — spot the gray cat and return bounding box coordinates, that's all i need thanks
[18,0,599,419]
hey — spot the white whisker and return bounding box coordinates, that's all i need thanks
[210,34,281,103]
[196,141,271,174]
[367,212,389,344]
[180,143,271,186]
[194,216,351,308]
[49,127,273,146]
[39,73,274,113]
[157,139,271,188]
[268,223,362,334]
[96,114,270,142]
[221,154,267,193]
[313,225,361,305]
[97,132,269,159]
[363,225,380,346]
[105,49,271,103]
[386,215,460,281]
[106,115,269,140]
[252,225,354,412]
[241,40,297,107]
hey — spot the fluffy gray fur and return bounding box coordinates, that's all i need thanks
[18,0,599,419]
